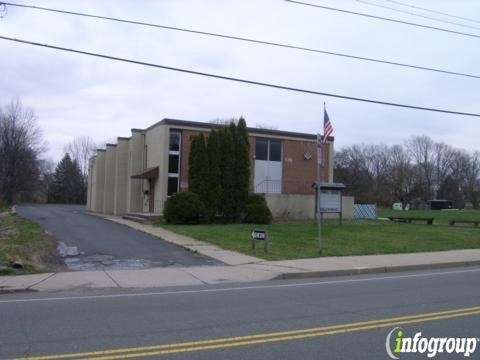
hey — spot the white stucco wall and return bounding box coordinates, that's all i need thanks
[103,145,116,215]
[144,124,169,213]
[93,150,106,213]
[126,130,145,213]
[265,194,354,220]
[86,157,95,211]
[113,138,129,216]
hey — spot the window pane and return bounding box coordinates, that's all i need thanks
[168,154,179,174]
[269,140,281,161]
[168,177,178,196]
[255,138,268,160]
[169,132,180,152]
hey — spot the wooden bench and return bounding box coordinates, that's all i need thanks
[448,219,480,227]
[387,216,434,225]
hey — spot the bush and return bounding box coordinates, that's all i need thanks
[163,192,207,224]
[243,194,272,224]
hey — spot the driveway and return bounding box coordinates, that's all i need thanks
[17,204,218,270]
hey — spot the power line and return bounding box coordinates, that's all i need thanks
[0,35,479,118]
[385,0,480,25]
[357,0,480,31]
[285,0,480,39]
[0,2,478,79]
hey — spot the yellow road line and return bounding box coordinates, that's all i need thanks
[15,305,480,360]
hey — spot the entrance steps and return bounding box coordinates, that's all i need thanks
[122,212,162,225]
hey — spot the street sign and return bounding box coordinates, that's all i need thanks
[251,229,268,252]
[251,230,267,240]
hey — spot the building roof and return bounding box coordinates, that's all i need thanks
[142,118,334,142]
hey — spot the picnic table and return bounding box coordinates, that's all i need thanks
[387,216,434,225]
[448,219,480,227]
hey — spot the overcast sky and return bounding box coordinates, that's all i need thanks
[1,0,479,161]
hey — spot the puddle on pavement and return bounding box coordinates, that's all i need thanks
[57,242,156,271]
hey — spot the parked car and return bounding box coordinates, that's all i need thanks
[392,203,410,211]
[392,203,403,210]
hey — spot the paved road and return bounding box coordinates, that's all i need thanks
[17,204,217,270]
[1,266,480,359]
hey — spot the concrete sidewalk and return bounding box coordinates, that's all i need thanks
[2,214,480,293]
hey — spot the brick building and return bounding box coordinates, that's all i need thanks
[86,119,334,217]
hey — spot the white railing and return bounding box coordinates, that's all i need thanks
[255,180,281,194]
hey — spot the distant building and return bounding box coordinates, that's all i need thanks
[86,119,334,216]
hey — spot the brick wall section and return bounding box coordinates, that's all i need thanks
[179,130,329,195]
[282,139,329,194]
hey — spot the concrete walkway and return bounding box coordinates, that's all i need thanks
[2,215,480,293]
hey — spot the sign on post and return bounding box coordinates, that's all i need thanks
[251,229,268,253]
[319,190,342,213]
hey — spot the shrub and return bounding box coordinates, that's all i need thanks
[163,192,207,224]
[243,194,272,224]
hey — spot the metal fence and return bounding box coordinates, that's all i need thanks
[255,180,282,194]
[353,204,377,219]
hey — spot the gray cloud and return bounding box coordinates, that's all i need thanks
[1,0,479,161]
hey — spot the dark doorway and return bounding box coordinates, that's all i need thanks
[149,179,155,213]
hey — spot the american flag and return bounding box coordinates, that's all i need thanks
[323,108,333,143]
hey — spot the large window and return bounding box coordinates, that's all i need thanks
[255,138,282,162]
[168,154,179,174]
[168,130,181,196]
[169,132,180,152]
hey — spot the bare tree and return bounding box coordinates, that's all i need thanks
[255,123,279,130]
[209,118,238,125]
[63,136,97,203]
[336,136,479,209]
[0,99,45,204]
[386,145,420,207]
[63,136,97,179]
[406,135,436,200]
[37,158,56,203]
[457,151,480,208]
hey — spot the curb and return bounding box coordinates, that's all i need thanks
[276,260,480,280]
[0,287,36,294]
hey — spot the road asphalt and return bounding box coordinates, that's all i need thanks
[1,266,480,359]
[16,204,217,269]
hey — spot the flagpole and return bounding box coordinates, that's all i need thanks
[317,102,326,254]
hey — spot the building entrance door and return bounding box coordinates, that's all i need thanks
[148,179,155,213]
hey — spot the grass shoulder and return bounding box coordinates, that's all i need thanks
[378,209,480,225]
[0,211,59,275]
[158,218,480,261]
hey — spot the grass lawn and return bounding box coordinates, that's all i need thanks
[378,209,480,225]
[159,218,480,261]
[0,212,56,275]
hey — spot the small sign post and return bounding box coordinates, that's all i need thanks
[251,229,268,253]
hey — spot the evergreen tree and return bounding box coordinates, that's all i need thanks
[218,126,236,219]
[206,130,222,219]
[233,117,250,219]
[188,136,199,194]
[50,154,84,204]
[188,133,208,203]
[188,119,251,222]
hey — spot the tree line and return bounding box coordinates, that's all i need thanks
[335,135,480,209]
[0,99,96,206]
